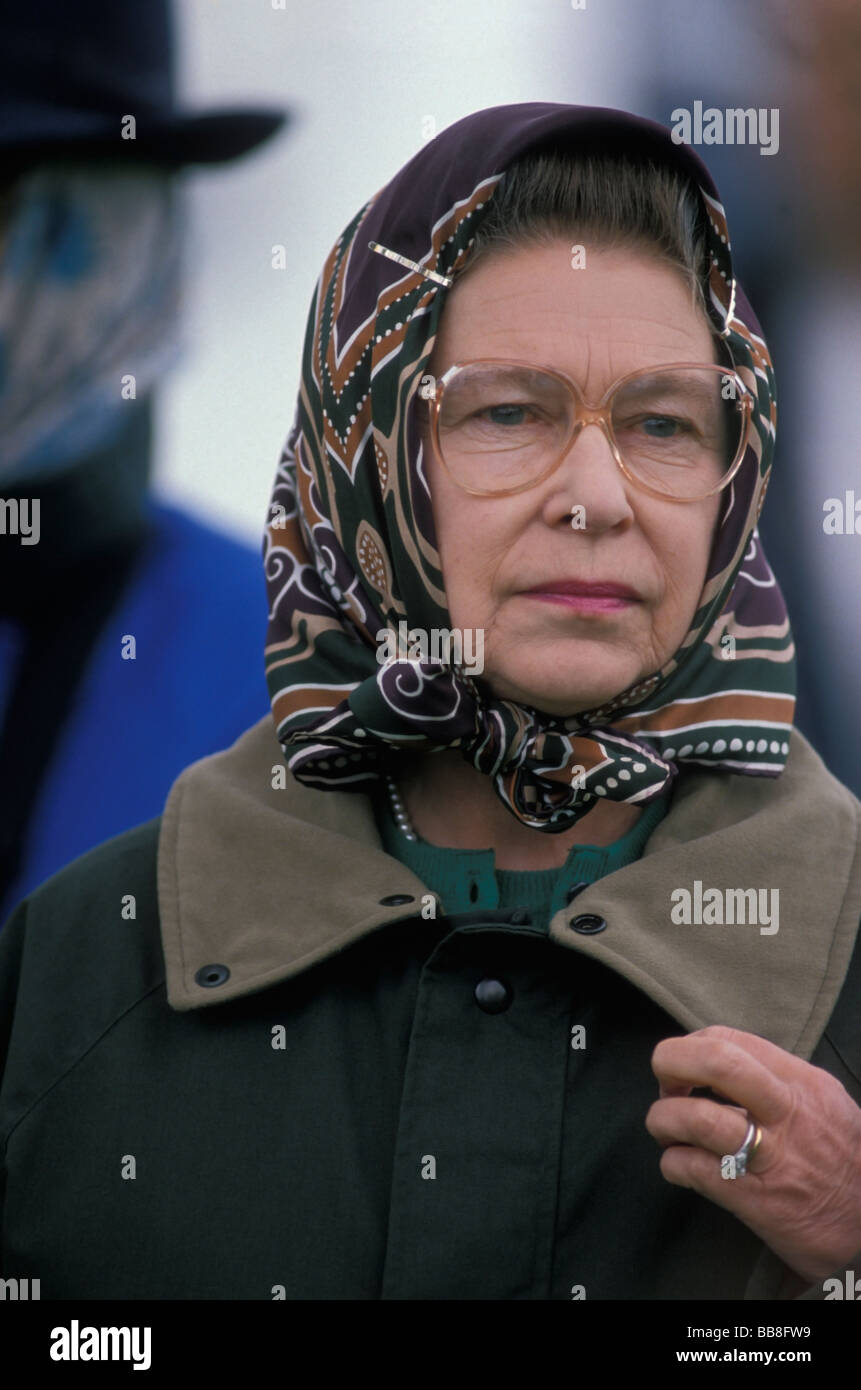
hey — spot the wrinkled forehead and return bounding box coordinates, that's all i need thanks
[422,238,732,390]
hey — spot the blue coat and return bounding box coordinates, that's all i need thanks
[1,500,269,917]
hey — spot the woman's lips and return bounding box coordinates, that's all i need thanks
[520,583,641,613]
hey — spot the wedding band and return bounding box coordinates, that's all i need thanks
[731,1116,763,1177]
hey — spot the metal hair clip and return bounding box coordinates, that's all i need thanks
[368,240,452,288]
[720,276,737,338]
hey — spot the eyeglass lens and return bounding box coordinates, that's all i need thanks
[436,364,746,499]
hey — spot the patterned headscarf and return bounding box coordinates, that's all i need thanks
[263,103,794,833]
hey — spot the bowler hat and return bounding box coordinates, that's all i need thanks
[0,0,291,168]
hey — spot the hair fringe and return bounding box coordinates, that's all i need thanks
[459,148,711,320]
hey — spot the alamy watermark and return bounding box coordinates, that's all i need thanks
[0,1276,40,1299]
[0,497,39,545]
[50,1322,151,1370]
[670,881,779,935]
[823,491,861,534]
[671,102,779,157]
[376,621,484,675]
[823,1269,861,1299]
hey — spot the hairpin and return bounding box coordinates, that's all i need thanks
[368,240,453,288]
[719,276,737,339]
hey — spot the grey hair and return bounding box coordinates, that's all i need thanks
[459,147,712,321]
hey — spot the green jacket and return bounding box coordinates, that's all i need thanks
[2,716,861,1300]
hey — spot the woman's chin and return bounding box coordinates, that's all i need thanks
[481,662,644,717]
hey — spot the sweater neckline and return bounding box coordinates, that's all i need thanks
[374,784,671,918]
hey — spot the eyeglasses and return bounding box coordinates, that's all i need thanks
[419,359,755,503]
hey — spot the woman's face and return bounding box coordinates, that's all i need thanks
[420,239,724,716]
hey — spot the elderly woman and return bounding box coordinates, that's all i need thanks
[1,102,860,1303]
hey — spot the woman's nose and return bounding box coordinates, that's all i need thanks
[548,420,635,526]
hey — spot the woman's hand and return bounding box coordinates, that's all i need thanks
[645,1024,861,1283]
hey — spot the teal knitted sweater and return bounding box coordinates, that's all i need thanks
[374,784,670,930]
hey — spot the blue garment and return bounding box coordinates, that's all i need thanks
[0,624,25,722]
[1,500,269,918]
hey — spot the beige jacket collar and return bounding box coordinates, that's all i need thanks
[158,716,861,1060]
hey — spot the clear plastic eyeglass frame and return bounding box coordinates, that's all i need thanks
[419,358,756,504]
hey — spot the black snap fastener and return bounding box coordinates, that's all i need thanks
[568,914,607,935]
[474,978,512,1013]
[379,894,415,906]
[509,909,531,925]
[195,963,231,988]
[566,881,589,904]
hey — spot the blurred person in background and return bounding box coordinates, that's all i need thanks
[640,0,861,803]
[759,0,861,799]
[0,0,290,918]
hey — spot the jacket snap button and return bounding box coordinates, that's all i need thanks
[568,914,607,935]
[509,909,531,925]
[474,978,512,1013]
[195,963,231,988]
[379,894,415,906]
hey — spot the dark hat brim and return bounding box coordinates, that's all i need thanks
[0,107,292,169]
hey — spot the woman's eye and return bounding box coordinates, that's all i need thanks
[640,415,684,438]
[483,403,531,425]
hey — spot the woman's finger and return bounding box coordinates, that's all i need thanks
[646,1096,768,1169]
[651,1030,790,1125]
